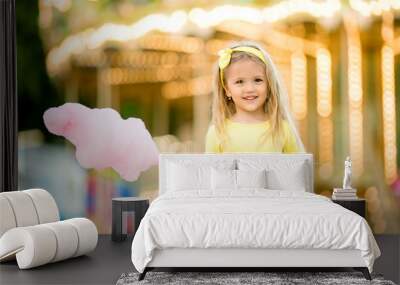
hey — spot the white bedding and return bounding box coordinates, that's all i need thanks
[131,190,380,273]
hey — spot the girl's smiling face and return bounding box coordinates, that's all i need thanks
[224,58,268,118]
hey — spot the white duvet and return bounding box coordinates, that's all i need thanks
[131,190,380,273]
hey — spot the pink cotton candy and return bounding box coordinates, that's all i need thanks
[43,103,159,181]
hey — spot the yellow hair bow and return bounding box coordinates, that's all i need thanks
[218,46,266,91]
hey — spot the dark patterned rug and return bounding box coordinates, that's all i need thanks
[116,271,396,285]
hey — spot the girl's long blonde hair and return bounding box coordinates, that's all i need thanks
[211,40,305,152]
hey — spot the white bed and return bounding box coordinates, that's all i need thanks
[131,154,381,281]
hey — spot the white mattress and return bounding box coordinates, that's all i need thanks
[131,190,380,273]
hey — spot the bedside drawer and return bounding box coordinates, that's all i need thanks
[332,199,366,218]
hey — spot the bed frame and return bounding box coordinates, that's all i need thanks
[138,154,371,281]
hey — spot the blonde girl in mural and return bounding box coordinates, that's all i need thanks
[205,40,305,153]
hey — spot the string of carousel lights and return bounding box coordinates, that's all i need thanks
[381,12,397,185]
[46,0,400,74]
[316,48,333,179]
[345,15,364,179]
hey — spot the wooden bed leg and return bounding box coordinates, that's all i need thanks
[138,268,148,281]
[354,267,371,280]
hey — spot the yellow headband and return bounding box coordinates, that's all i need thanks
[218,46,266,91]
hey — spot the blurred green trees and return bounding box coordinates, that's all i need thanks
[16,1,63,140]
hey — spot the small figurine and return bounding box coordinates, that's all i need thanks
[343,156,352,190]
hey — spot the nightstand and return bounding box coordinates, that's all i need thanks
[112,197,149,242]
[331,198,366,218]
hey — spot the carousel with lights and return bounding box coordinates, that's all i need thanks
[39,0,400,233]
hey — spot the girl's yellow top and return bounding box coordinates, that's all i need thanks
[205,119,300,153]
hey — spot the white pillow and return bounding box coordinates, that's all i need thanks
[266,168,306,191]
[211,168,236,190]
[166,160,236,192]
[236,169,267,189]
[211,169,268,190]
[168,163,210,191]
[238,159,308,191]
